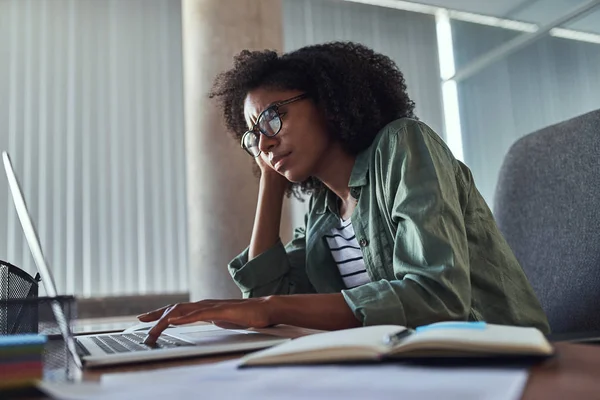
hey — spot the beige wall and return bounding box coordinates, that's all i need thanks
[182,0,292,300]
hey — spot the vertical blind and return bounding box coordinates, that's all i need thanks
[453,20,600,206]
[0,0,188,297]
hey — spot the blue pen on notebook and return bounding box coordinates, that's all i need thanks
[383,322,487,346]
[416,321,487,333]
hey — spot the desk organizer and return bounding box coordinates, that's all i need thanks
[1,296,79,382]
[1,260,40,334]
[1,261,79,382]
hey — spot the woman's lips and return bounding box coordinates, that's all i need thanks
[272,153,291,170]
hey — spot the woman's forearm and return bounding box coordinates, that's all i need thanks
[266,293,362,331]
[248,174,288,260]
[140,293,362,342]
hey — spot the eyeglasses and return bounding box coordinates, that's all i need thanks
[241,93,309,157]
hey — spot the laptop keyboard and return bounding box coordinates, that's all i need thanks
[78,332,193,355]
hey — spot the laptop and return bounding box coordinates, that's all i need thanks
[2,151,288,368]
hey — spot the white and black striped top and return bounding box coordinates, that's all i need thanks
[324,217,370,289]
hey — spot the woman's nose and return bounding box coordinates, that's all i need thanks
[258,133,278,153]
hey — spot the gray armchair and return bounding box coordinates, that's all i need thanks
[494,109,600,335]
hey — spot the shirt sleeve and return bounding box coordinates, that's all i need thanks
[228,202,316,298]
[342,121,473,327]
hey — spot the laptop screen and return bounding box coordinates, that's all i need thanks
[3,151,82,369]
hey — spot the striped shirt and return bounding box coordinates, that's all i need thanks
[324,217,370,289]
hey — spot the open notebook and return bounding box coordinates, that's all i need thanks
[239,322,554,367]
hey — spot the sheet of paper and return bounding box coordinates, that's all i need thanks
[40,359,529,400]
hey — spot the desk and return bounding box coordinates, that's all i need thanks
[521,342,600,399]
[73,325,600,400]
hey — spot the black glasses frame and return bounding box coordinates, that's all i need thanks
[240,93,309,157]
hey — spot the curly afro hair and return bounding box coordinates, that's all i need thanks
[209,41,416,196]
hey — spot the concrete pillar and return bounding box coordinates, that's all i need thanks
[182,0,292,300]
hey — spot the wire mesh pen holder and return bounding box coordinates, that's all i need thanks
[1,260,40,334]
[1,261,80,382]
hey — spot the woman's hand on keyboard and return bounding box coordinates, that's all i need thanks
[138,293,361,345]
[137,297,273,345]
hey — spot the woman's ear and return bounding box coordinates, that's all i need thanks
[318,108,336,139]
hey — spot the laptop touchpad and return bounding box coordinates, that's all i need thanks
[167,325,269,345]
[175,330,276,345]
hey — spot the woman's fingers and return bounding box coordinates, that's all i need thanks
[137,300,240,322]
[168,308,232,326]
[141,299,271,345]
[136,304,174,322]
[170,300,270,328]
[143,303,196,344]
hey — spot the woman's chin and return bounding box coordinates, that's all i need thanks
[283,170,308,183]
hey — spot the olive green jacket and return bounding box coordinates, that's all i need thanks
[229,118,550,333]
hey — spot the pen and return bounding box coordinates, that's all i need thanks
[383,328,415,346]
[416,321,487,333]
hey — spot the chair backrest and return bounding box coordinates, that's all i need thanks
[494,109,600,334]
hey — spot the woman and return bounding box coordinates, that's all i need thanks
[140,42,549,345]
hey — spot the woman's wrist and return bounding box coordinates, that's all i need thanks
[263,295,285,327]
[260,172,289,193]
[262,294,361,330]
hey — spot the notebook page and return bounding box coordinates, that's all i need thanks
[241,325,404,364]
[394,323,553,355]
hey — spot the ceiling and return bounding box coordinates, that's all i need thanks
[405,0,600,34]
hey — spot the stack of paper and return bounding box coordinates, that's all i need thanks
[0,334,47,391]
[40,358,530,400]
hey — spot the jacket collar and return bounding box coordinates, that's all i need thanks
[315,146,371,215]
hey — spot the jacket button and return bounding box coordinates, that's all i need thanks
[350,188,360,199]
[359,238,368,247]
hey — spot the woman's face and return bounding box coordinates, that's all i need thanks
[243,87,332,183]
